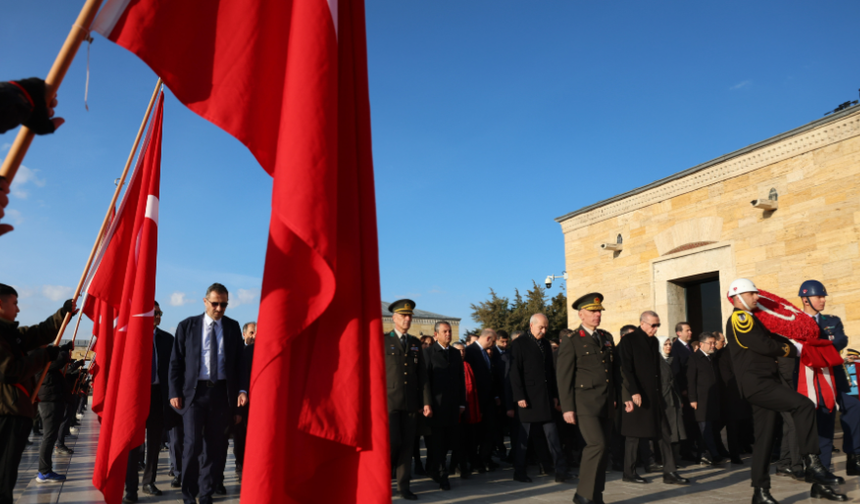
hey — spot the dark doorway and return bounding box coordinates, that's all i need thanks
[677,273,722,338]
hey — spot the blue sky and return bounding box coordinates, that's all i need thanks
[2,1,859,338]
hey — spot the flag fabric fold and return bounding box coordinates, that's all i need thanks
[94,1,389,502]
[83,92,163,504]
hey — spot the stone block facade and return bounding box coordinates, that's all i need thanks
[556,107,860,345]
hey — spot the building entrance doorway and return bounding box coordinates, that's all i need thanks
[675,272,722,337]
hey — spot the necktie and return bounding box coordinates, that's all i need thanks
[482,346,491,369]
[151,337,157,384]
[401,334,407,350]
[592,330,601,348]
[209,322,218,384]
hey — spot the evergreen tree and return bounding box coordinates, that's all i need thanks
[470,282,568,338]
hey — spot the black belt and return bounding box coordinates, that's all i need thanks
[197,379,226,388]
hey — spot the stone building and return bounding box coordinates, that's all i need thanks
[556,106,860,345]
[381,301,461,338]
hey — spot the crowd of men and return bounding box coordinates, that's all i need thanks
[3,274,860,504]
[386,278,860,504]
[0,282,257,504]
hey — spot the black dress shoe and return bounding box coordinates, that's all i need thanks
[644,463,664,473]
[806,454,841,485]
[459,469,471,479]
[847,454,860,476]
[513,474,533,483]
[663,471,690,485]
[573,494,598,504]
[476,465,487,474]
[622,473,648,484]
[811,483,848,501]
[752,487,779,504]
[556,471,575,483]
[170,476,181,488]
[487,460,500,471]
[731,457,744,465]
[775,467,793,477]
[698,456,715,466]
[122,493,138,503]
[440,479,451,491]
[214,483,227,495]
[141,484,162,496]
[400,490,418,500]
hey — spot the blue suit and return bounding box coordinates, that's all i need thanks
[816,313,860,456]
[168,314,243,504]
[813,313,850,467]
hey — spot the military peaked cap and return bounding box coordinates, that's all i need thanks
[573,292,605,311]
[389,299,416,315]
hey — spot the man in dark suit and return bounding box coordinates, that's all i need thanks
[671,321,698,461]
[233,321,255,482]
[510,313,569,483]
[725,278,837,504]
[557,293,620,504]
[124,301,177,502]
[422,321,465,491]
[493,330,511,459]
[686,332,722,466]
[169,283,245,504]
[384,299,430,501]
[464,328,499,474]
[619,311,688,486]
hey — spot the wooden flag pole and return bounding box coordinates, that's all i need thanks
[31,78,163,402]
[0,0,105,184]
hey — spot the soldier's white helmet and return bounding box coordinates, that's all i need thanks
[728,278,758,297]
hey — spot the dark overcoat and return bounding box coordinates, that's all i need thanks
[618,327,663,438]
[659,355,686,442]
[423,343,466,428]
[715,347,751,421]
[464,342,496,411]
[686,349,721,422]
[670,338,694,393]
[509,333,557,424]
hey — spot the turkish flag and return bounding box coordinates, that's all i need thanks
[94,1,388,502]
[83,92,163,503]
[82,295,114,416]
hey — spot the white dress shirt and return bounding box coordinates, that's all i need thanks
[199,314,226,381]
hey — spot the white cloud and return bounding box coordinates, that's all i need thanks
[230,288,259,308]
[730,80,751,90]
[42,285,73,301]
[5,208,23,225]
[170,291,196,307]
[11,165,46,199]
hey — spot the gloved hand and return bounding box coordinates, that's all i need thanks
[46,345,61,361]
[63,298,79,316]
[13,78,63,135]
[60,340,75,353]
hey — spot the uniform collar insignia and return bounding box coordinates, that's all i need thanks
[579,329,587,337]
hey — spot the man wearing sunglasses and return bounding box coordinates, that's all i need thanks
[169,283,245,504]
[618,311,688,486]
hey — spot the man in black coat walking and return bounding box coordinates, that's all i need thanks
[619,311,688,486]
[464,328,499,473]
[422,321,465,491]
[510,313,570,483]
[686,332,723,466]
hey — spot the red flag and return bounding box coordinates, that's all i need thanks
[83,93,163,504]
[82,295,115,416]
[94,1,388,502]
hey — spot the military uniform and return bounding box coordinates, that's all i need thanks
[557,293,619,504]
[725,308,819,489]
[384,299,430,499]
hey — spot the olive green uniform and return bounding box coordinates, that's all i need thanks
[385,330,430,493]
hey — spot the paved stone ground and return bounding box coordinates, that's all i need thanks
[13,403,860,503]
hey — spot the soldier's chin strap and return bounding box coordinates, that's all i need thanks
[736,294,754,312]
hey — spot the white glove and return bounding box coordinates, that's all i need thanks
[791,340,803,356]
